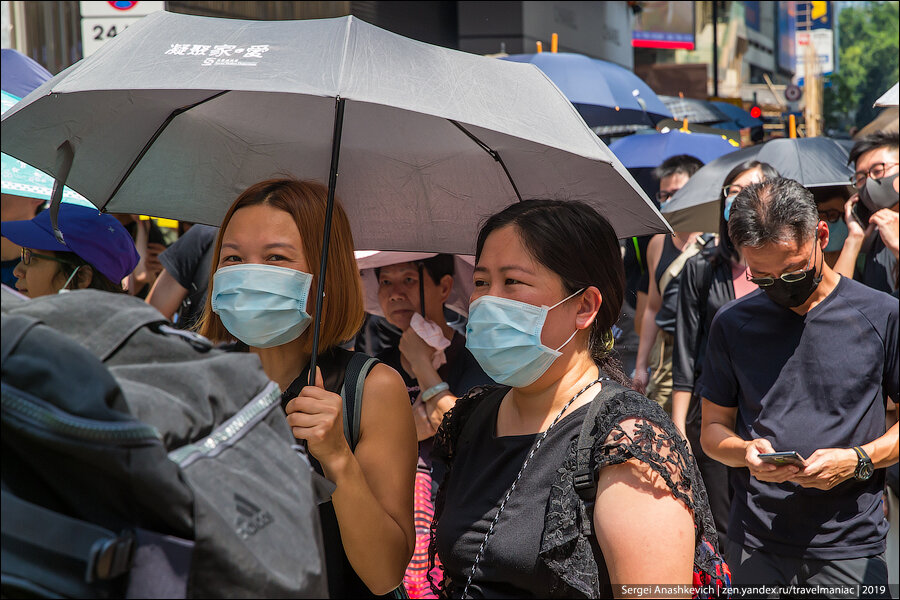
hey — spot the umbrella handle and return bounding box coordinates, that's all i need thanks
[49,141,75,245]
[308,97,346,387]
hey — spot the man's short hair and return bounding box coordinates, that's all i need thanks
[728,177,819,248]
[848,130,900,166]
[374,253,455,286]
[652,154,705,181]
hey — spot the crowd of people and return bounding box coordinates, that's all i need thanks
[0,127,897,598]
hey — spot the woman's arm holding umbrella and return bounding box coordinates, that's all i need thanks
[286,364,416,594]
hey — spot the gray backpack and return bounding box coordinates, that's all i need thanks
[1,288,328,598]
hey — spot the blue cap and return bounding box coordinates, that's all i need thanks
[1,204,140,283]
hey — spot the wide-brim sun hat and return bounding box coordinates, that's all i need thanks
[2,203,140,282]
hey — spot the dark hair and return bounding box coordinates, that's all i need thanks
[652,154,704,181]
[55,252,124,293]
[374,253,455,286]
[712,160,780,266]
[848,131,900,166]
[728,177,819,249]
[475,199,628,385]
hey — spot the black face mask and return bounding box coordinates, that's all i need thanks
[761,264,823,308]
[860,172,899,212]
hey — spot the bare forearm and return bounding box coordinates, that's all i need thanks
[325,454,413,594]
[862,421,899,469]
[833,235,863,279]
[671,390,691,436]
[700,421,750,468]
[635,308,660,373]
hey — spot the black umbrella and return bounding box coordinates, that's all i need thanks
[661,137,854,233]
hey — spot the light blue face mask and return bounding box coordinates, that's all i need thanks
[465,288,583,388]
[824,218,848,252]
[723,194,737,222]
[211,263,313,349]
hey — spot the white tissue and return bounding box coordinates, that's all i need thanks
[410,313,451,369]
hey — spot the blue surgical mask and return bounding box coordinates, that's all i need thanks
[723,194,737,221]
[824,218,849,252]
[465,288,583,388]
[211,263,313,348]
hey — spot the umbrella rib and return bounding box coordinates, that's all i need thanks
[101,90,230,211]
[448,119,523,203]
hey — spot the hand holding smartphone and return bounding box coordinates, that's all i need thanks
[758,451,806,467]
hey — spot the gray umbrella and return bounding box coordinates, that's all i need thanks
[2,11,668,378]
[661,137,854,233]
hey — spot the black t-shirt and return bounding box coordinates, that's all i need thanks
[158,224,218,329]
[697,276,899,559]
[435,393,608,598]
[862,235,899,295]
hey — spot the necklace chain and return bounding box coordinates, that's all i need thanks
[461,376,610,599]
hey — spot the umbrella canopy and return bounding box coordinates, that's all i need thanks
[501,52,672,127]
[661,137,854,233]
[709,101,763,129]
[874,82,899,107]
[1,49,52,99]
[655,118,742,145]
[2,12,668,256]
[608,129,739,169]
[1,91,91,207]
[660,96,730,124]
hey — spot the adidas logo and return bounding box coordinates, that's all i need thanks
[234,493,274,540]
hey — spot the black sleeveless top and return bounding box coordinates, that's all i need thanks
[280,347,388,599]
[654,234,682,289]
[430,382,721,598]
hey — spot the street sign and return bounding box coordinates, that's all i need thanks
[794,29,834,79]
[785,84,802,102]
[80,2,164,57]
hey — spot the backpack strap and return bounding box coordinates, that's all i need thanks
[0,314,42,365]
[340,353,379,452]
[572,380,628,536]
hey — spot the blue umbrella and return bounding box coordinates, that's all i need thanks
[709,101,763,129]
[608,129,739,169]
[1,49,52,100]
[501,52,671,127]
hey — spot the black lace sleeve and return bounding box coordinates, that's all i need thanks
[540,389,721,598]
[428,384,502,598]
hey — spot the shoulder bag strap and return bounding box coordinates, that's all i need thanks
[340,353,379,452]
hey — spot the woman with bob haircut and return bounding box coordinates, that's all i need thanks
[197,178,416,597]
[428,199,724,598]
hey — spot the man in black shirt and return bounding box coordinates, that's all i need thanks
[698,177,898,591]
[838,131,899,295]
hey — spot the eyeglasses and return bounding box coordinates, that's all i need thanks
[656,189,680,203]
[722,184,744,199]
[745,236,818,287]
[851,162,899,189]
[20,247,74,267]
[817,210,843,224]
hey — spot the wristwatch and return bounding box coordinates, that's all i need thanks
[852,446,874,481]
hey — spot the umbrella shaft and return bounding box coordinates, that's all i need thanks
[309,96,346,386]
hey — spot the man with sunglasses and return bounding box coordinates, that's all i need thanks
[697,177,898,592]
[836,131,900,295]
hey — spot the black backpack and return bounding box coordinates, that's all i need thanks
[1,288,329,598]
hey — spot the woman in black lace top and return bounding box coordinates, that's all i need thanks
[428,200,724,598]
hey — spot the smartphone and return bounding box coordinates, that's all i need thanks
[758,451,806,467]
